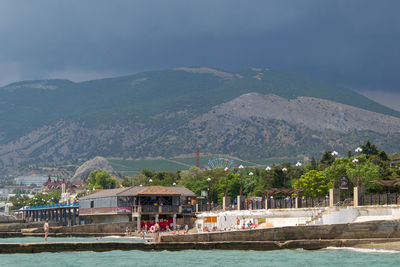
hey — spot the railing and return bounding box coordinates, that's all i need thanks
[267,197,328,209]
[133,205,180,213]
[161,205,179,213]
[361,193,400,206]
[141,205,159,213]
[195,197,329,212]
[197,204,216,212]
[246,200,265,210]
[23,202,79,210]
[181,205,193,214]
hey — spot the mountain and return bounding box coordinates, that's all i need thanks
[0,67,399,174]
[71,156,117,181]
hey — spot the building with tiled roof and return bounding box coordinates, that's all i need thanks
[79,186,196,229]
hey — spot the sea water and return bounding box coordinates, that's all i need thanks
[0,238,400,267]
[0,236,148,243]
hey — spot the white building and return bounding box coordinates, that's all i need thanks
[14,175,49,186]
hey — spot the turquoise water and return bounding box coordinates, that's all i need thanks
[0,246,399,266]
[0,236,147,243]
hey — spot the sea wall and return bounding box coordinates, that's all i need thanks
[0,222,42,232]
[21,222,136,235]
[161,220,400,242]
[1,238,400,253]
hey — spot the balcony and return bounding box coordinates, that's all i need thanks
[133,205,180,214]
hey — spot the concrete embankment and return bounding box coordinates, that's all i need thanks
[0,221,135,237]
[161,220,400,243]
[1,238,400,253]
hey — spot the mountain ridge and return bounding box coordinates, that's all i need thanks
[0,67,399,174]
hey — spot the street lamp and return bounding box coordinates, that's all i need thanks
[331,151,338,187]
[238,165,244,196]
[224,167,229,197]
[207,177,211,208]
[352,158,361,186]
[354,147,362,186]
[282,167,287,187]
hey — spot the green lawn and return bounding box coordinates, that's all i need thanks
[107,158,188,176]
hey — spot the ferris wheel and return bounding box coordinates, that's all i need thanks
[206,155,235,170]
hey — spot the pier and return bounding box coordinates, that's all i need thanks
[21,203,79,226]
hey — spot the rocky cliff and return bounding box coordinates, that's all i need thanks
[1,68,400,175]
[1,93,400,174]
[71,156,117,181]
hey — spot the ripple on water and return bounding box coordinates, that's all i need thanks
[0,248,400,267]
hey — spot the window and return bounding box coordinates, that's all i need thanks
[90,201,94,208]
[117,196,133,207]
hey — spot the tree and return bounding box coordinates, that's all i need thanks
[345,158,381,192]
[25,190,61,207]
[107,178,120,189]
[215,173,241,202]
[47,190,61,204]
[179,167,207,197]
[122,177,133,187]
[88,170,120,189]
[347,150,353,158]
[141,169,155,178]
[320,151,334,166]
[309,157,318,171]
[294,170,332,197]
[259,169,274,189]
[361,140,378,157]
[8,194,30,210]
[242,172,259,196]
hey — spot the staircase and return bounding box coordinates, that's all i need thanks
[301,208,332,226]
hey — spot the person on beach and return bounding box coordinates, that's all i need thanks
[140,230,147,239]
[154,223,160,242]
[44,219,49,242]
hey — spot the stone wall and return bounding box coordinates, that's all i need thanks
[161,220,400,242]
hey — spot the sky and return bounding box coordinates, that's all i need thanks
[1,0,400,108]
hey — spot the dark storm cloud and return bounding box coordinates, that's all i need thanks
[0,0,399,92]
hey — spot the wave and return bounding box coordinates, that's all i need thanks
[326,246,400,254]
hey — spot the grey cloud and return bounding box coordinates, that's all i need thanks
[0,0,399,92]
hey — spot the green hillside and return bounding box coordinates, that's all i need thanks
[107,155,305,177]
[0,67,398,144]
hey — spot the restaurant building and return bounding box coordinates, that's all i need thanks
[79,186,196,230]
